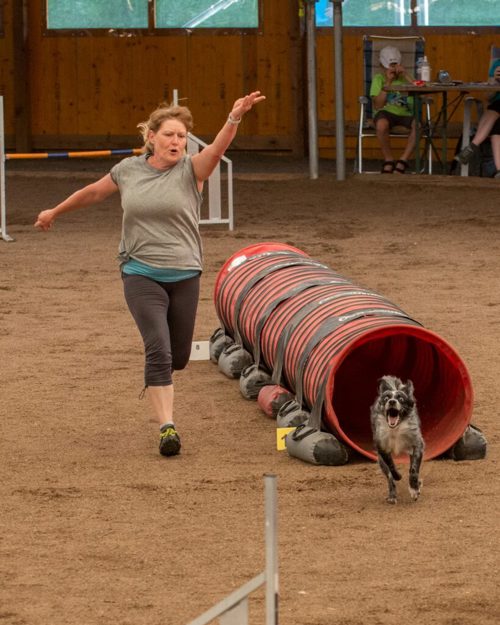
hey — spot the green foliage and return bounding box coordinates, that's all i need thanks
[157,0,258,28]
[423,0,500,26]
[47,0,258,30]
[47,0,149,29]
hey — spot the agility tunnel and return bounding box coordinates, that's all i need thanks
[213,242,474,462]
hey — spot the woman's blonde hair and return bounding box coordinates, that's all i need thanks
[137,103,193,153]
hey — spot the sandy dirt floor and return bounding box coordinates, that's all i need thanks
[1,156,499,625]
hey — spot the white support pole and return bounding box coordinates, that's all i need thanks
[265,474,278,625]
[208,165,222,221]
[187,132,233,230]
[186,574,266,625]
[219,598,249,625]
[227,160,234,231]
[0,96,14,242]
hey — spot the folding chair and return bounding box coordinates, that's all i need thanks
[356,35,433,174]
[458,45,500,176]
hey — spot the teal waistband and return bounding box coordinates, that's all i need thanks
[122,258,200,282]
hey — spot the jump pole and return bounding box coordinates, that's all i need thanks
[265,473,279,625]
[185,474,279,625]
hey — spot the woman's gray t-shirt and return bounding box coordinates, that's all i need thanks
[110,153,203,270]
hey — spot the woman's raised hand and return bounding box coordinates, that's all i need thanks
[230,91,266,121]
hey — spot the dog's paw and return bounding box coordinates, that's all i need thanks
[409,478,423,501]
[408,486,421,501]
[386,496,397,505]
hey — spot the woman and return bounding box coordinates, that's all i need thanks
[35,91,266,457]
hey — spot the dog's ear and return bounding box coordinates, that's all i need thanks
[405,379,415,399]
[378,376,392,393]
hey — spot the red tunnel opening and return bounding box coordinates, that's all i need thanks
[325,326,474,461]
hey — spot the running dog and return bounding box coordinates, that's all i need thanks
[370,376,424,504]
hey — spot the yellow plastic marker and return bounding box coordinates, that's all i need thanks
[276,427,296,451]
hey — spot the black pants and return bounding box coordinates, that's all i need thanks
[122,273,200,387]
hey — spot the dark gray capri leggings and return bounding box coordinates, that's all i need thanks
[122,273,200,387]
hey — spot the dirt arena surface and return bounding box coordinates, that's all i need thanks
[1,156,499,625]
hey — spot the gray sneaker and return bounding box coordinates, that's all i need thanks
[454,143,479,165]
[159,423,181,456]
[494,170,500,179]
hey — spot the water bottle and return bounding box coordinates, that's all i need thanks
[420,56,431,82]
[416,58,423,80]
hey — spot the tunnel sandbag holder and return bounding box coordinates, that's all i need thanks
[239,364,272,400]
[217,342,253,379]
[214,243,476,462]
[276,399,310,428]
[209,327,234,363]
[257,384,295,418]
[285,377,349,466]
[285,423,350,466]
[443,424,487,461]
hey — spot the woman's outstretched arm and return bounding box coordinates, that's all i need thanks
[34,174,119,231]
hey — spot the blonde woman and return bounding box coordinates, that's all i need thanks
[35,91,266,456]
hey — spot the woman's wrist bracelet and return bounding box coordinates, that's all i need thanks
[227,113,242,125]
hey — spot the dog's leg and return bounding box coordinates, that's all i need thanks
[378,449,402,481]
[408,442,424,501]
[377,451,400,504]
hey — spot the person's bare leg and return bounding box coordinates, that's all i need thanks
[400,121,416,162]
[491,135,500,175]
[471,110,500,147]
[149,385,181,456]
[376,118,394,162]
[148,385,174,426]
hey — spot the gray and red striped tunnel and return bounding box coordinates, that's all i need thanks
[214,242,473,461]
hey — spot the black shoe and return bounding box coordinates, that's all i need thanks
[454,143,479,165]
[159,424,181,457]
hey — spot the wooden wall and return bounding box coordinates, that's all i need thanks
[0,0,498,159]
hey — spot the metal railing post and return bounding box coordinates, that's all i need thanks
[265,474,278,625]
[0,95,14,242]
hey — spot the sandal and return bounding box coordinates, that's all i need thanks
[494,170,500,179]
[394,159,410,174]
[381,160,395,174]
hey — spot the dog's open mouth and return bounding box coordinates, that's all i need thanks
[386,408,400,428]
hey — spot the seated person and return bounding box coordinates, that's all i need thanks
[491,133,500,179]
[370,45,416,174]
[455,57,500,173]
